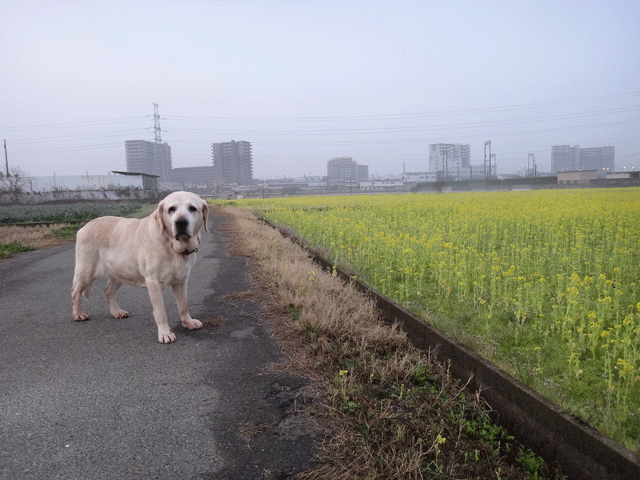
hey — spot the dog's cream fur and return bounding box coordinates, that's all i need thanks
[71,191,209,343]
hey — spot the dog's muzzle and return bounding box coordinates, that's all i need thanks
[174,218,191,241]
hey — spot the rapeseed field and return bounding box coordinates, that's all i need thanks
[226,188,640,452]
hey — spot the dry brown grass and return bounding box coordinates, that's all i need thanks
[223,290,259,303]
[200,317,226,331]
[215,205,556,480]
[0,224,67,245]
[0,224,79,259]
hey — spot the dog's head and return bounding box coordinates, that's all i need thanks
[154,191,209,255]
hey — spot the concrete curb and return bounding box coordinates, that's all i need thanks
[265,219,640,480]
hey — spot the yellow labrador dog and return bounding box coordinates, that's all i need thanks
[71,191,209,343]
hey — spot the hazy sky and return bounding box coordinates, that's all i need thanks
[2,0,639,179]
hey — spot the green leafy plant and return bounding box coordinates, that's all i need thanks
[0,242,34,259]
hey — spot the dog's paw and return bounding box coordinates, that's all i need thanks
[158,328,177,344]
[182,318,203,330]
[111,310,129,319]
[73,313,90,321]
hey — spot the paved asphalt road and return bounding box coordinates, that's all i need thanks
[0,212,316,480]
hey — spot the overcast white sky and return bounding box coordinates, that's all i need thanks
[2,0,639,179]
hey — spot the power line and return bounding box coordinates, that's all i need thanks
[10,116,637,156]
[0,116,148,131]
[4,90,637,165]
[191,119,638,146]
[163,106,638,137]
[8,128,148,144]
[163,91,640,122]
[11,142,124,156]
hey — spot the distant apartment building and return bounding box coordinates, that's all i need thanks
[357,164,369,181]
[551,145,580,173]
[125,140,172,182]
[327,157,369,181]
[327,157,356,181]
[551,145,614,175]
[212,140,253,186]
[579,146,615,173]
[429,144,471,178]
[172,166,215,187]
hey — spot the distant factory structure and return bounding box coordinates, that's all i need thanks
[172,166,215,189]
[171,140,254,191]
[551,145,614,176]
[429,143,492,181]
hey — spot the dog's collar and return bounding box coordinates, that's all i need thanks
[182,247,198,256]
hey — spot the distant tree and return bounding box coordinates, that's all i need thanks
[432,180,446,193]
[0,165,30,203]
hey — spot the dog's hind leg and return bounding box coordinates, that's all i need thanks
[71,271,93,321]
[105,276,129,319]
[72,234,101,321]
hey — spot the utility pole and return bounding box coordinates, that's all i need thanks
[528,153,535,177]
[484,141,491,180]
[4,140,8,177]
[152,103,168,182]
[443,149,448,182]
[153,103,162,143]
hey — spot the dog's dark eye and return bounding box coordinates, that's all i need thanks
[188,205,197,213]
[168,206,176,214]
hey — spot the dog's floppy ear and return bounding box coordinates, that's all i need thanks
[154,203,167,235]
[202,200,209,232]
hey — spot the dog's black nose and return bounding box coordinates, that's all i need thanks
[175,218,189,233]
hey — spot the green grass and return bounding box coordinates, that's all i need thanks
[45,224,84,240]
[0,242,34,259]
[0,202,146,224]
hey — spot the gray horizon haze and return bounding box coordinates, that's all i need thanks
[2,0,639,180]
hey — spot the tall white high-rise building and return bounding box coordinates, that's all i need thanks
[429,144,470,176]
[125,140,172,182]
[551,145,580,173]
[327,157,369,181]
[327,157,356,181]
[212,140,253,186]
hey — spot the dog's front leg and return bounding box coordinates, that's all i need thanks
[172,283,203,330]
[147,280,176,344]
